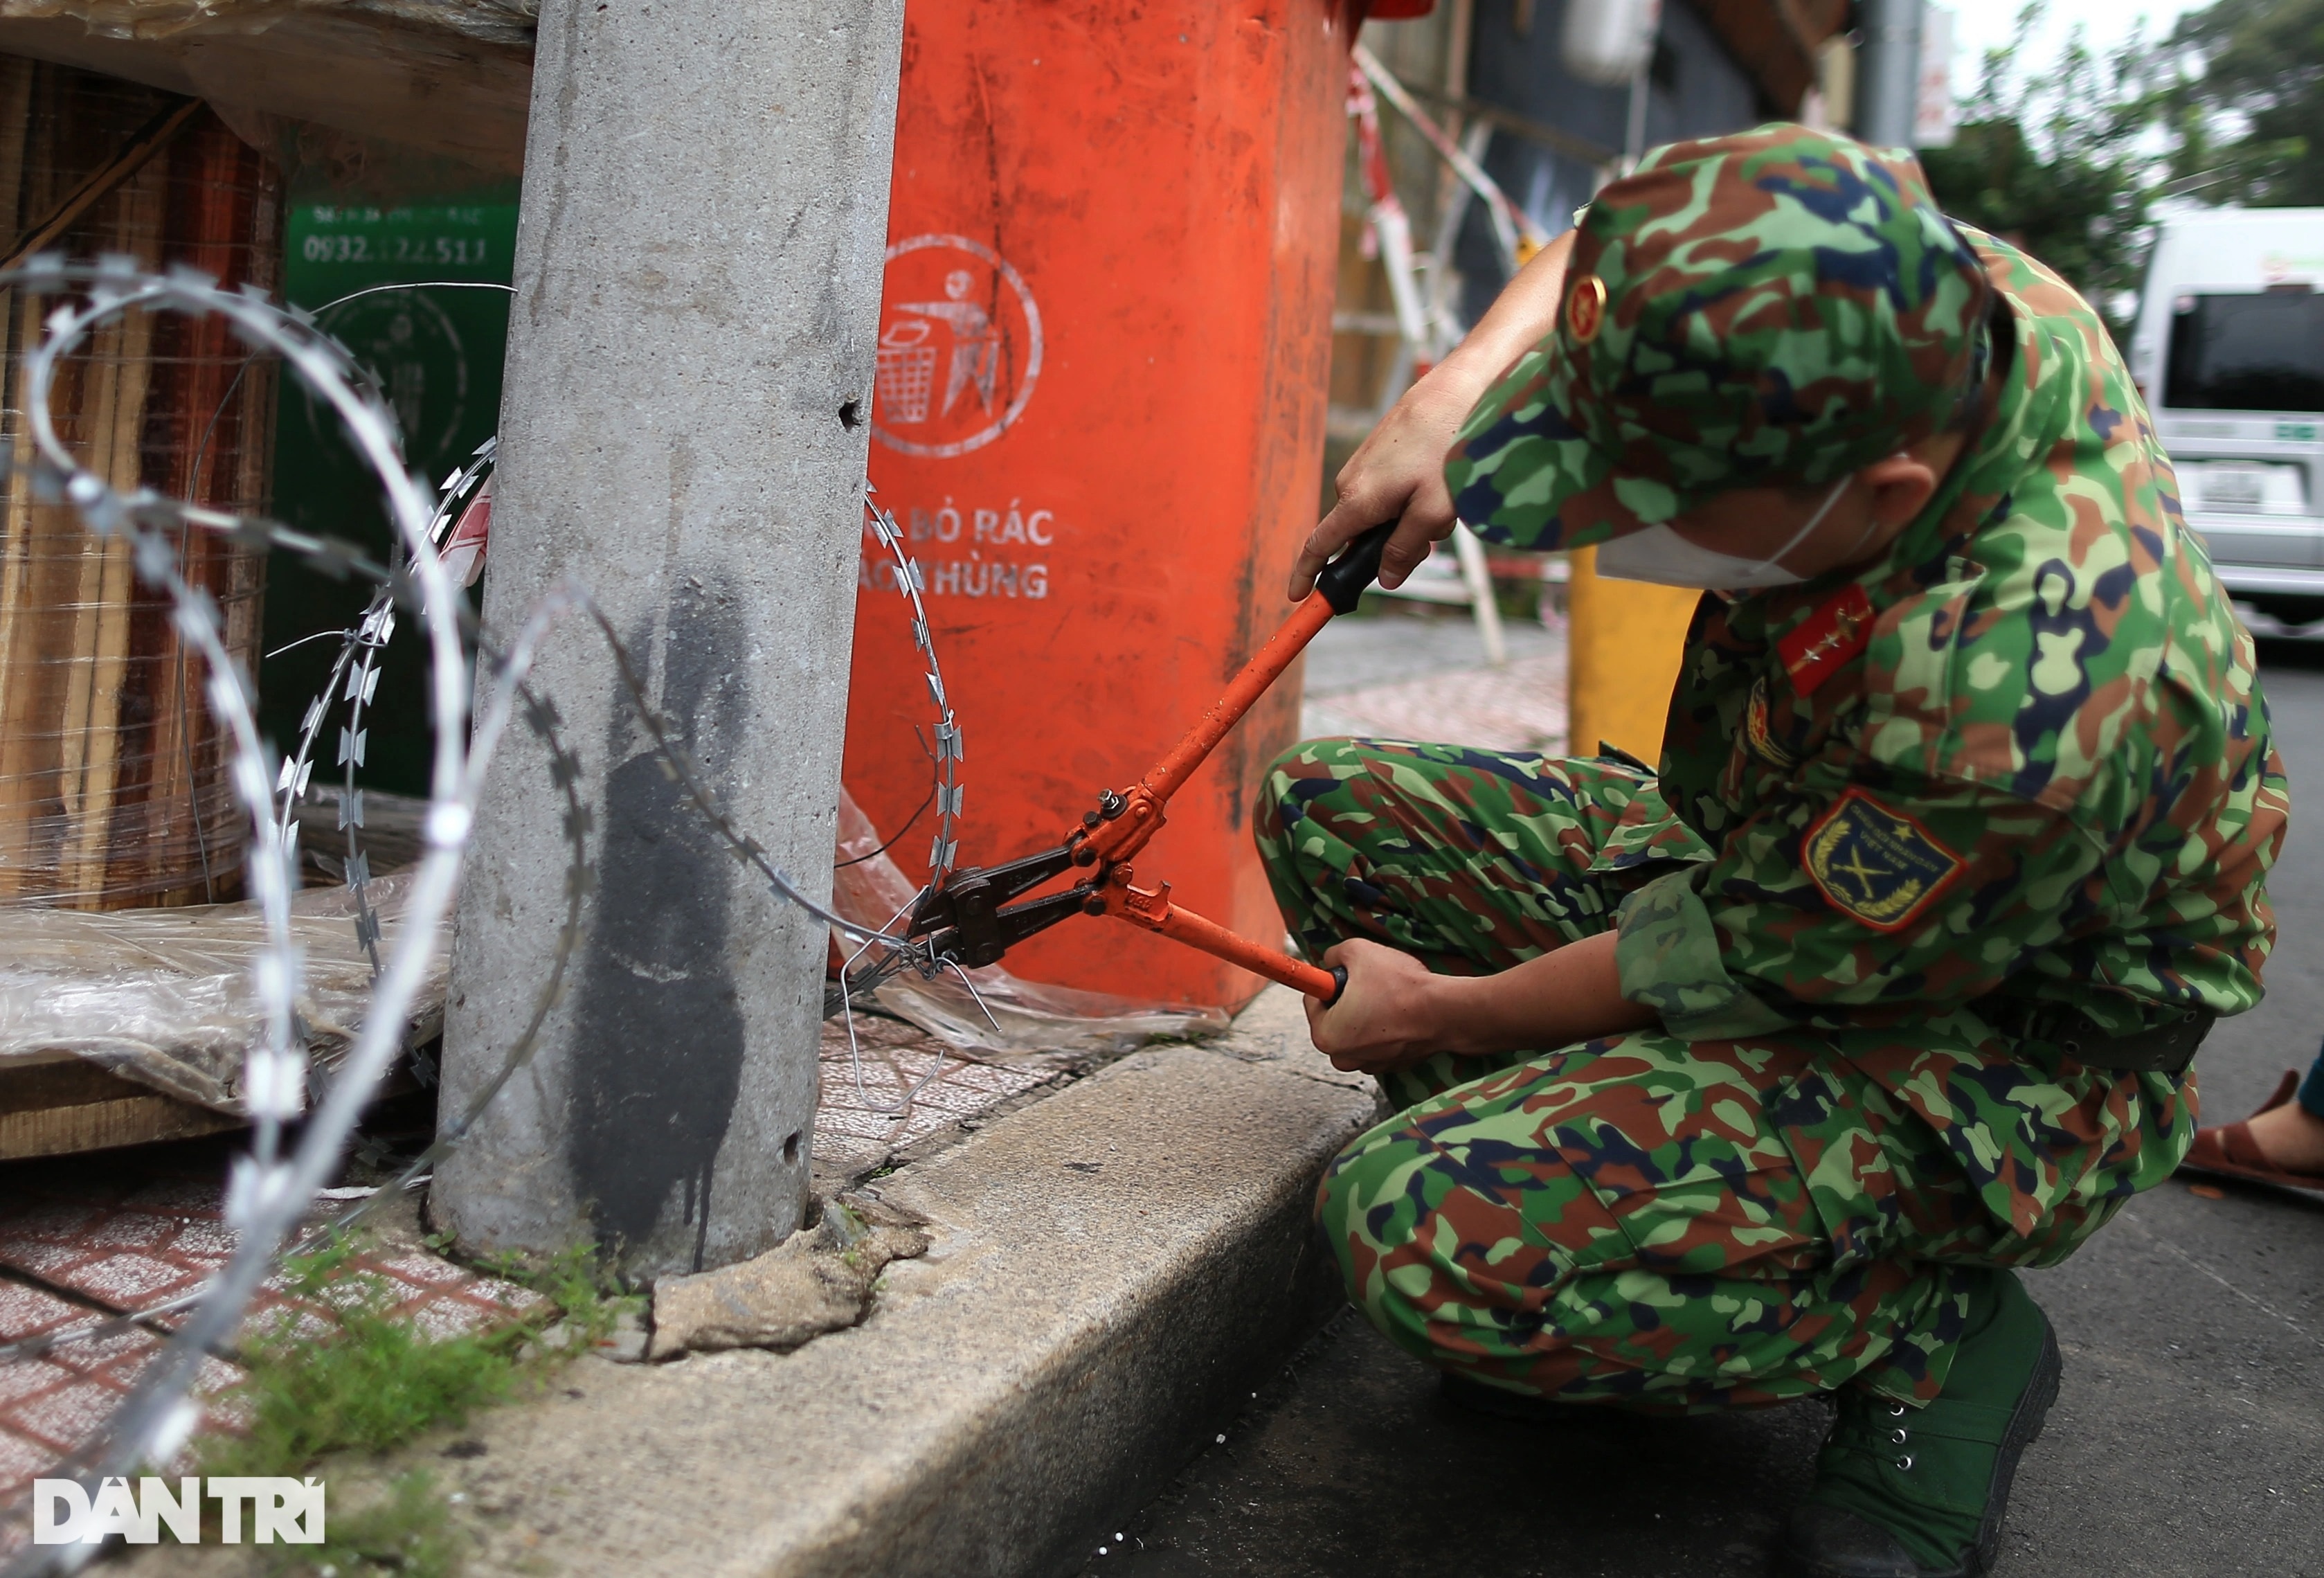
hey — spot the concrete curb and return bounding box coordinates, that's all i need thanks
[435,987,1376,1576]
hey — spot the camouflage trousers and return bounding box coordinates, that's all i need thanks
[1258,738,2183,1414]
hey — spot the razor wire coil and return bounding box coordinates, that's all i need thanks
[0,258,969,1575]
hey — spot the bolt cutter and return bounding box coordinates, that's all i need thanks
[901,523,1397,1005]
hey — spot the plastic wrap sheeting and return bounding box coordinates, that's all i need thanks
[0,872,442,1113]
[0,791,1228,1121]
[831,788,1228,1057]
[0,0,538,46]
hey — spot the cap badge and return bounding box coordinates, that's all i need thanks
[1565,274,1607,345]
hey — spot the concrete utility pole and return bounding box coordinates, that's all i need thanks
[1854,0,1922,149]
[433,0,905,1277]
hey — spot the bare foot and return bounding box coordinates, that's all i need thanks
[2243,1100,2324,1174]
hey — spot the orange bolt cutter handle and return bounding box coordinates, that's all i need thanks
[1079,593,1335,869]
[904,522,1396,1005]
[1084,521,1397,871]
[1095,868,1346,1003]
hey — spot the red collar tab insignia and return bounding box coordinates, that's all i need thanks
[1776,584,1875,697]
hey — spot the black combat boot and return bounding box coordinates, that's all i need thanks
[1777,1269,2062,1577]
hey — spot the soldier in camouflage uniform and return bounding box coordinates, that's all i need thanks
[1268,125,2287,1578]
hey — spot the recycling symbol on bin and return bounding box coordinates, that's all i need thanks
[874,234,1043,459]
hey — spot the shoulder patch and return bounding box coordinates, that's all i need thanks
[1802,788,1965,933]
[1776,584,1875,696]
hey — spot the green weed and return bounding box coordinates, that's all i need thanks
[202,1304,521,1478]
[184,1230,636,1574]
[269,1469,458,1578]
[474,1241,633,1348]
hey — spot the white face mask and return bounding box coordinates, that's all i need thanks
[1595,474,1855,591]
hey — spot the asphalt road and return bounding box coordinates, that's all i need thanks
[1079,636,2324,1578]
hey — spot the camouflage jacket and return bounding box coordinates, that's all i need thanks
[1612,231,2291,1046]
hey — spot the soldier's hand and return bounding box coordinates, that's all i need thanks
[1290,229,1575,603]
[1287,374,1478,601]
[1304,939,1448,1075]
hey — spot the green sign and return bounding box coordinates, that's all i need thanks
[2277,422,2318,443]
[261,200,519,797]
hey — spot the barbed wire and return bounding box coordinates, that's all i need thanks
[0,255,473,1578]
[271,434,498,976]
[0,627,582,1374]
[825,493,992,1113]
[0,586,587,1386]
[866,492,964,886]
[0,258,964,1576]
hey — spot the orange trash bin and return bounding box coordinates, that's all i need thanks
[844,0,1371,1012]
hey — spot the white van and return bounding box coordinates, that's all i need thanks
[2128,206,2324,627]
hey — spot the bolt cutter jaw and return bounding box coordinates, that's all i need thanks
[906,838,1091,967]
[892,522,1396,1002]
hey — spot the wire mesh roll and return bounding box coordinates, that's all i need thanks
[0,58,281,909]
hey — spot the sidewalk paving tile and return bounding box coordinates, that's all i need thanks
[0,1172,548,1526]
[816,1012,1056,1178]
[0,1280,247,1523]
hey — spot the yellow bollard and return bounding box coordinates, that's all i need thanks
[1565,546,1702,766]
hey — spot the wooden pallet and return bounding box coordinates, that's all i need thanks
[0,1051,241,1160]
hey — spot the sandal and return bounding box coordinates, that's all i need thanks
[2177,1070,2324,1196]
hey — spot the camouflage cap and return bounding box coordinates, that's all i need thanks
[1444,123,1992,553]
